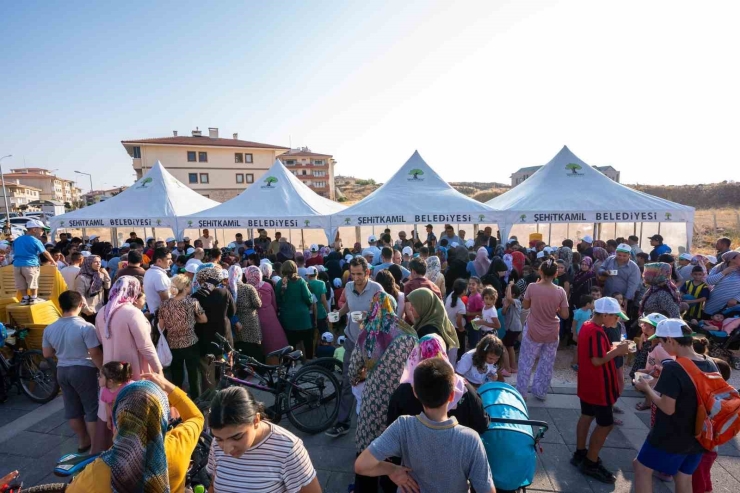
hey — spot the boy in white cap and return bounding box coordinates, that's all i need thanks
[676,253,695,285]
[13,220,55,304]
[573,297,631,483]
[316,331,335,358]
[633,319,718,493]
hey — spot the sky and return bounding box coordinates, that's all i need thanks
[2,0,740,192]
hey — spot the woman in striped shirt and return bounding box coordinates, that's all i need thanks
[207,387,321,493]
[705,251,740,316]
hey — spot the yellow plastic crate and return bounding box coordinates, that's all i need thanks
[7,300,61,327]
[21,324,46,350]
[0,265,17,299]
[0,297,19,324]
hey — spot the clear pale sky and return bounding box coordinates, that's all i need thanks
[2,0,739,192]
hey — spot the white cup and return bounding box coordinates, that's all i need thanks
[636,372,653,383]
[609,270,618,276]
[328,312,340,323]
[351,311,364,322]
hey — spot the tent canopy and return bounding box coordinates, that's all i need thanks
[331,150,498,227]
[50,161,220,237]
[178,159,345,232]
[486,146,695,245]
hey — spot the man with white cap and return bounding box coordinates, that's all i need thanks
[165,237,176,250]
[599,243,642,305]
[633,318,718,493]
[305,243,324,268]
[12,220,56,305]
[366,235,381,266]
[573,297,631,484]
[401,246,413,269]
[580,235,594,259]
[676,253,695,285]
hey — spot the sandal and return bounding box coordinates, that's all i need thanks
[613,406,624,414]
[635,402,651,411]
[613,418,624,426]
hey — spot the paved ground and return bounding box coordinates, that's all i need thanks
[2,373,740,492]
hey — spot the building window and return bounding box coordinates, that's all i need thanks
[133,146,141,158]
[302,170,308,175]
[187,151,197,162]
[313,170,326,177]
[188,173,198,184]
[245,153,253,163]
[200,173,209,184]
[236,174,244,184]
[198,152,208,162]
[202,193,210,198]
[246,174,254,183]
[235,153,243,163]
[284,159,296,165]
[314,159,324,165]
[314,181,326,188]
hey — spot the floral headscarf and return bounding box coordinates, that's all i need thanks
[425,256,442,283]
[228,265,243,302]
[473,247,491,277]
[79,255,104,296]
[640,262,681,314]
[103,275,141,339]
[592,247,609,262]
[195,267,222,297]
[399,334,465,411]
[558,246,573,272]
[244,265,263,289]
[101,380,170,493]
[356,291,416,375]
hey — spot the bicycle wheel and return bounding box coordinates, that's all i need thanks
[285,365,340,434]
[22,483,67,492]
[303,357,343,377]
[19,350,59,403]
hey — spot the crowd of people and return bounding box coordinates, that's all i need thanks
[1,220,739,492]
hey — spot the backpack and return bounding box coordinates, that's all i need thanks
[676,357,740,449]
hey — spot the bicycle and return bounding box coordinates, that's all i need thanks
[210,333,340,434]
[0,328,59,404]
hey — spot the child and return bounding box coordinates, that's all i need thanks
[590,285,602,301]
[99,361,133,431]
[455,334,505,387]
[571,295,595,371]
[355,358,495,493]
[333,335,346,362]
[445,279,468,363]
[316,331,336,358]
[332,278,344,311]
[475,287,508,376]
[605,292,628,422]
[631,313,671,412]
[680,266,710,321]
[502,281,522,374]
[465,277,484,350]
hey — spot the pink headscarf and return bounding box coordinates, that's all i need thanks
[102,275,141,339]
[473,247,491,277]
[399,333,465,410]
[244,265,263,289]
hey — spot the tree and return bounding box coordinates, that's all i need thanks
[344,218,351,225]
[264,176,278,187]
[565,163,582,174]
[520,214,527,222]
[156,219,162,226]
[304,220,310,227]
[187,220,193,227]
[409,169,424,180]
[478,214,485,222]
[665,213,672,220]
[63,202,72,210]
[18,205,28,212]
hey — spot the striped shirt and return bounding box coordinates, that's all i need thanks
[705,267,740,315]
[207,422,316,493]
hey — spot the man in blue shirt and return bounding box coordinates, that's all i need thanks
[13,220,55,305]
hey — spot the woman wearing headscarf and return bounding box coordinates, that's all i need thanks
[275,260,314,359]
[444,246,470,294]
[472,246,491,278]
[639,262,681,319]
[193,266,236,392]
[481,258,508,308]
[570,256,596,308]
[558,246,574,276]
[704,250,740,316]
[93,275,162,453]
[259,260,275,287]
[425,255,447,300]
[510,249,527,277]
[347,291,417,493]
[68,374,203,493]
[406,288,460,360]
[276,238,295,263]
[228,265,264,362]
[592,246,609,274]
[244,266,288,365]
[75,254,112,324]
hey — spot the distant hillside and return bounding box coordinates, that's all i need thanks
[336,175,740,209]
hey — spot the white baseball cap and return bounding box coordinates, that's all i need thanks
[185,263,200,274]
[185,258,202,268]
[582,235,593,244]
[465,239,474,248]
[639,312,668,327]
[594,297,629,320]
[707,255,718,264]
[337,335,346,345]
[306,266,318,276]
[450,242,459,248]
[80,251,91,257]
[166,237,176,243]
[146,236,154,242]
[344,254,353,262]
[260,258,272,265]
[183,237,191,241]
[649,318,693,340]
[321,332,334,343]
[333,278,342,288]
[402,246,413,256]
[543,246,552,253]
[89,234,99,241]
[25,219,45,229]
[679,253,693,261]
[616,243,632,254]
[310,244,318,252]
[362,249,374,258]
[368,235,377,243]
[186,247,195,255]
[536,251,545,258]
[122,242,131,248]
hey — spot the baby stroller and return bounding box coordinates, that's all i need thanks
[691,306,740,369]
[478,382,549,493]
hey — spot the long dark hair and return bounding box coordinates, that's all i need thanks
[376,270,399,301]
[450,278,467,308]
[209,387,265,429]
[472,334,504,372]
[539,256,558,278]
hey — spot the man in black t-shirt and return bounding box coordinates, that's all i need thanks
[633,319,717,493]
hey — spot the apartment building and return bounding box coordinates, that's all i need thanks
[2,168,82,204]
[277,148,337,199]
[510,165,620,187]
[122,128,292,202]
[0,181,42,212]
[82,186,128,205]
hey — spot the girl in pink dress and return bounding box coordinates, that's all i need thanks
[98,361,133,431]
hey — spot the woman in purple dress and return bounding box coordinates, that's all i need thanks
[245,266,288,364]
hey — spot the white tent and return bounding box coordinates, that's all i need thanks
[50,161,220,239]
[486,146,695,247]
[330,151,499,230]
[178,160,345,241]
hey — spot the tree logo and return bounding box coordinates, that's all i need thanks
[137,177,153,188]
[407,169,425,181]
[665,212,672,220]
[304,220,310,227]
[565,163,583,176]
[344,218,351,225]
[262,176,278,189]
[187,220,193,227]
[520,214,527,222]
[59,220,65,227]
[478,214,485,222]
[156,219,162,226]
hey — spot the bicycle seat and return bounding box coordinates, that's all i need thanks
[54,452,101,477]
[286,350,303,361]
[266,346,294,359]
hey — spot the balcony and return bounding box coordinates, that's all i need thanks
[132,157,143,169]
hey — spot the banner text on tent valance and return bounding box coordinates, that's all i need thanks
[354,214,473,225]
[527,212,663,223]
[194,219,301,228]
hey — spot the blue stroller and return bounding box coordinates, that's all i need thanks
[478,382,549,493]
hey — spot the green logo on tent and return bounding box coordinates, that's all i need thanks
[408,169,424,180]
[665,213,672,220]
[478,214,485,222]
[344,218,351,225]
[137,177,153,188]
[187,220,193,227]
[59,220,65,227]
[263,176,278,188]
[565,163,582,175]
[304,220,310,227]
[520,214,527,222]
[156,219,162,226]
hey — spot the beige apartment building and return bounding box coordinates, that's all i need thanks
[277,148,336,199]
[2,168,82,205]
[0,181,42,212]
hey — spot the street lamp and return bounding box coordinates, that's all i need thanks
[0,155,12,237]
[74,171,93,206]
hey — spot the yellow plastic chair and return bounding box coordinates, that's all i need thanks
[0,266,19,324]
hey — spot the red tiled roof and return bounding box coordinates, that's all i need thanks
[121,136,289,150]
[279,150,333,158]
[2,173,71,181]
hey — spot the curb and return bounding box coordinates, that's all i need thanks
[0,397,64,444]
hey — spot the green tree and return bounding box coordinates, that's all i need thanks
[665,213,672,220]
[264,176,278,187]
[156,219,162,226]
[478,214,485,222]
[187,220,193,227]
[520,214,527,222]
[565,163,582,174]
[344,218,351,225]
[409,169,424,180]
[59,220,65,227]
[304,220,310,227]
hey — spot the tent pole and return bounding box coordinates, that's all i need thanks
[614,223,617,239]
[289,229,293,245]
[355,226,360,245]
[658,222,661,235]
[566,223,570,240]
[536,223,539,234]
[301,229,305,250]
[633,222,637,236]
[548,224,552,245]
[639,222,644,248]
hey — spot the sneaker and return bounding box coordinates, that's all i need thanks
[20,297,29,305]
[325,423,350,438]
[570,450,587,468]
[29,297,45,305]
[580,458,616,484]
[571,364,579,372]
